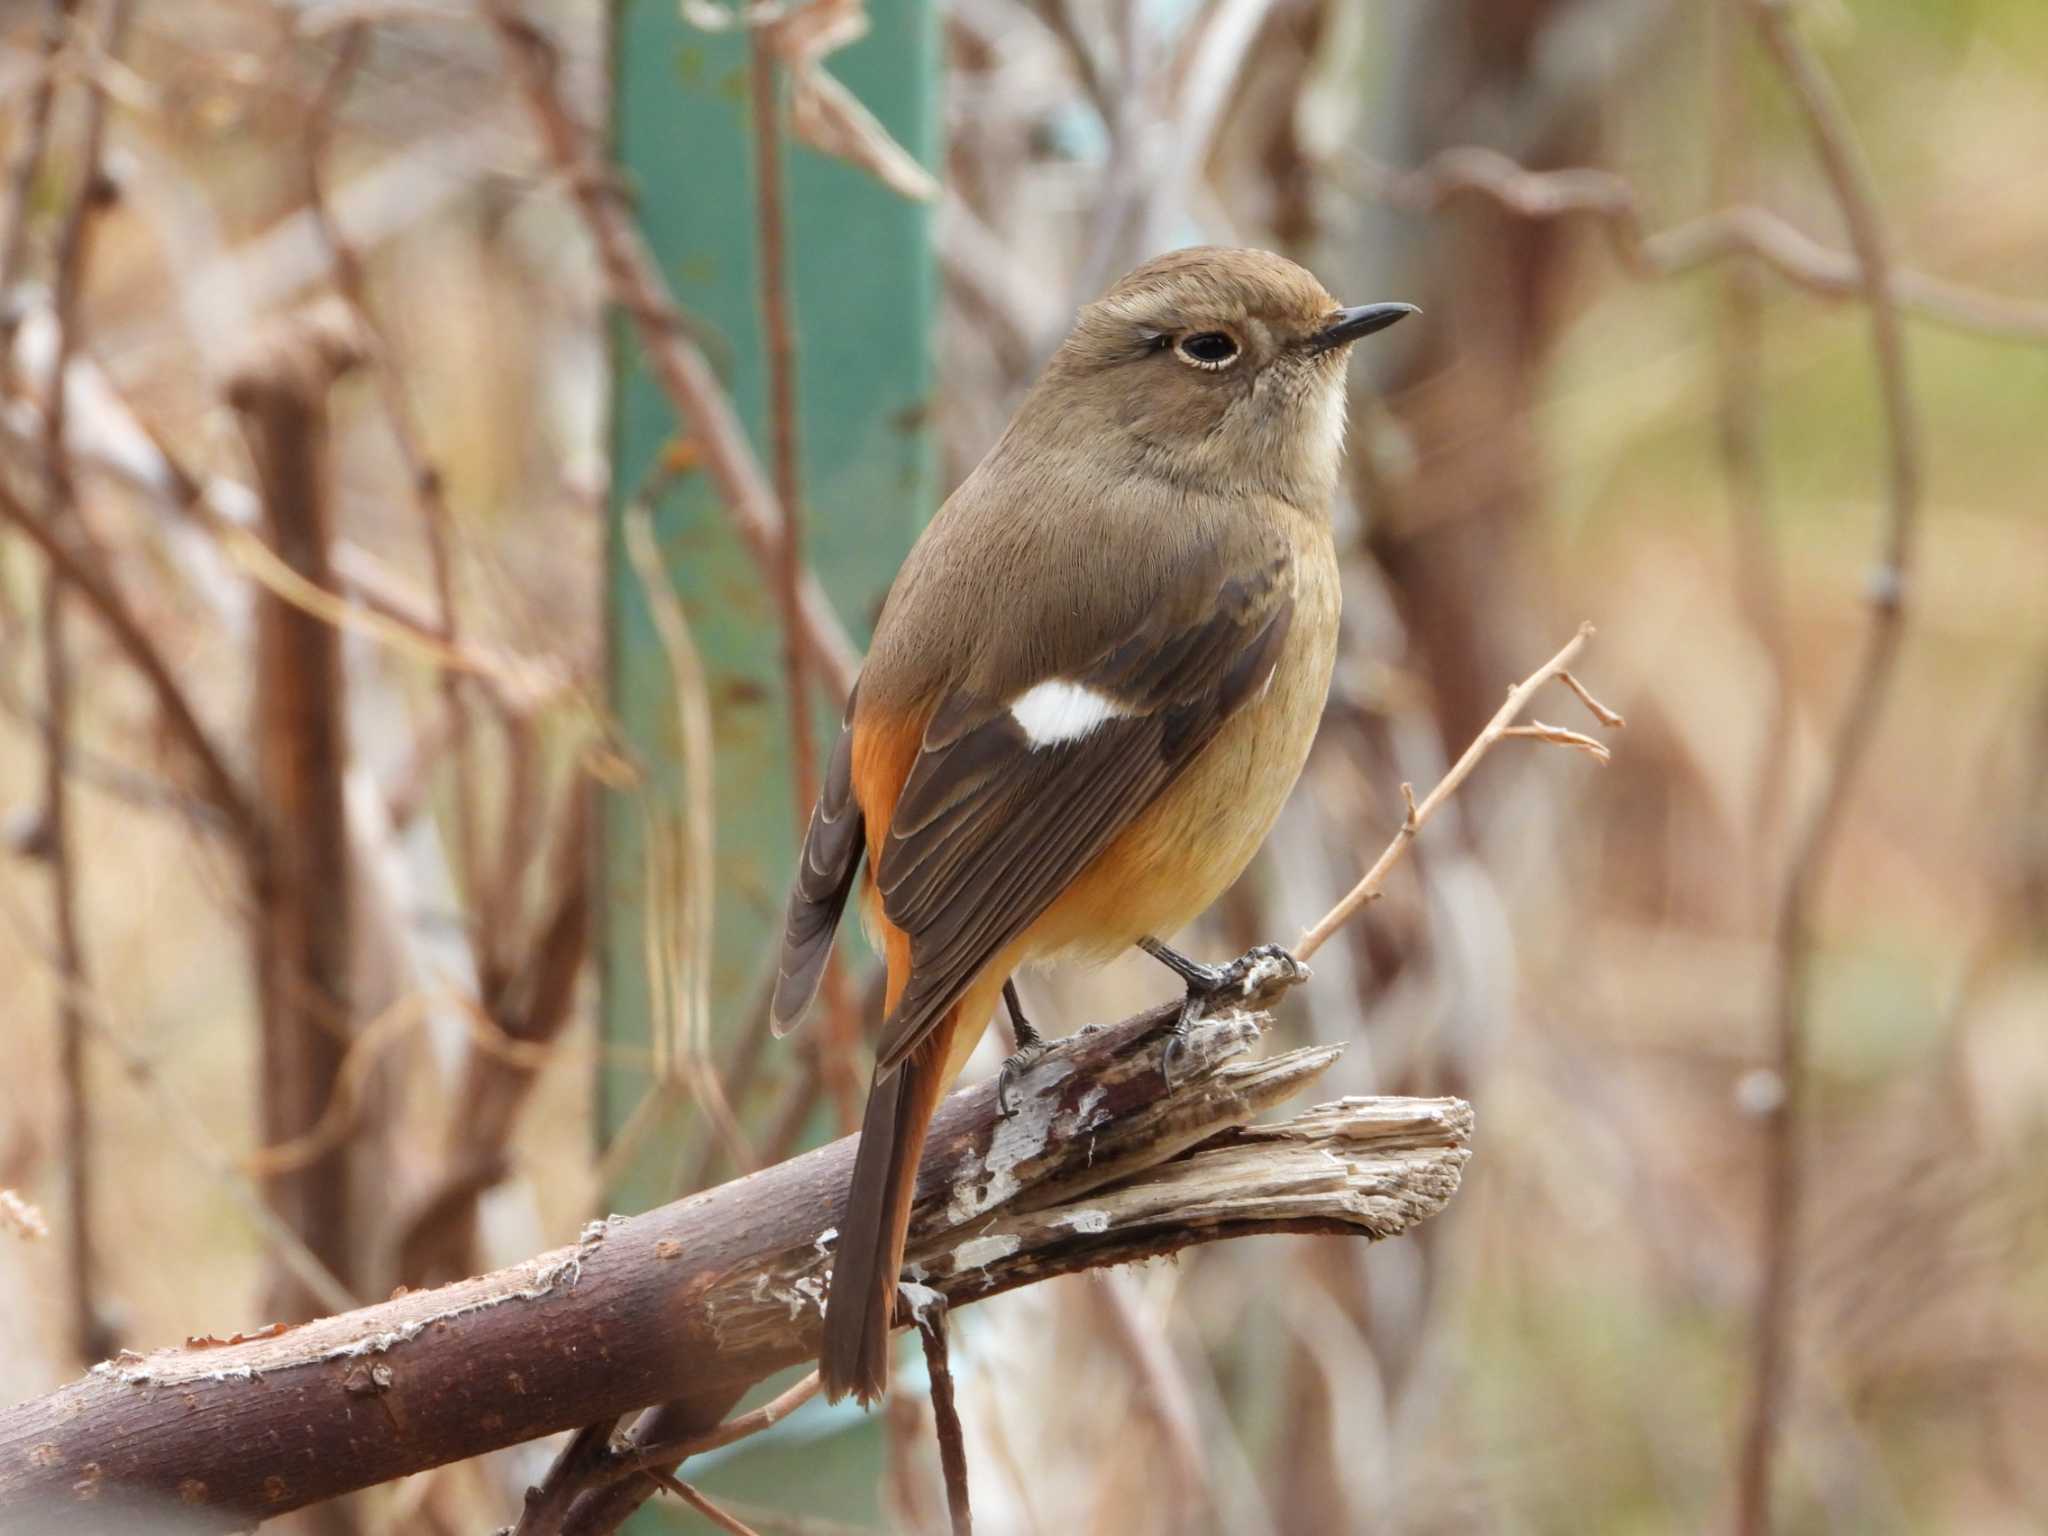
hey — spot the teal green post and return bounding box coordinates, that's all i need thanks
[601,1,938,1518]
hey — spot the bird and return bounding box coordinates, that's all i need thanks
[769,246,1416,1405]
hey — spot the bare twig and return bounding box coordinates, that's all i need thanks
[741,26,859,1135]
[0,483,257,845]
[480,0,860,701]
[0,0,76,304]
[554,1392,749,1536]
[511,1420,622,1536]
[919,1302,974,1536]
[622,506,752,1170]
[1734,5,1924,1533]
[0,889,357,1313]
[396,782,591,1286]
[1295,623,1623,960]
[302,20,486,933]
[1031,0,1113,120]
[644,1473,763,1536]
[746,25,816,824]
[1341,146,2048,346]
[610,1371,823,1479]
[23,0,131,1371]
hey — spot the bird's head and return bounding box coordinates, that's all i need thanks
[1032,246,1416,508]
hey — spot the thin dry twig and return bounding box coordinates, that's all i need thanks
[480,0,860,702]
[0,480,257,844]
[919,1304,974,1536]
[511,1420,622,1536]
[642,1472,763,1536]
[1734,5,1925,1532]
[610,1370,822,1481]
[1342,144,2048,346]
[1295,623,1623,960]
[0,885,358,1314]
[30,0,133,1369]
[1499,720,1611,761]
[621,506,753,1176]
[0,0,76,303]
[746,25,815,824]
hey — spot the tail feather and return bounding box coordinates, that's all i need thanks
[772,711,864,1034]
[821,1021,951,1404]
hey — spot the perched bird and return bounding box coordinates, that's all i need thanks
[771,246,1415,1404]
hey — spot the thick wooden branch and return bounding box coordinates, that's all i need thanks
[0,992,1468,1534]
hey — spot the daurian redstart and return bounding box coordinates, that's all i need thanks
[771,246,1415,1404]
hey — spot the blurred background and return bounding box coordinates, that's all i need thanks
[2,0,2045,1532]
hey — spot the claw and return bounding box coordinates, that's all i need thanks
[1160,997,1200,1089]
[1141,937,1312,1091]
[996,1039,1048,1117]
[997,978,1048,1117]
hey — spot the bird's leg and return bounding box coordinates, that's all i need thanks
[1138,936,1309,1086]
[995,978,1048,1117]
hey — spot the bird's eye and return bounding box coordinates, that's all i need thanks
[1175,331,1241,369]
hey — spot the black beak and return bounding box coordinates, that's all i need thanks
[1310,301,1420,353]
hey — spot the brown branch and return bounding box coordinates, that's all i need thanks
[919,1303,973,1536]
[0,0,75,304]
[644,1474,763,1536]
[1341,145,2048,346]
[395,783,592,1287]
[0,997,1471,1533]
[226,301,368,1323]
[1734,4,1925,1532]
[741,13,862,1136]
[747,25,816,822]
[0,479,258,847]
[26,0,131,1371]
[0,898,358,1314]
[552,1392,748,1536]
[480,0,860,702]
[1295,623,1624,960]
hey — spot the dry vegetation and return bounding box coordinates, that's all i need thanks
[2,0,2046,1533]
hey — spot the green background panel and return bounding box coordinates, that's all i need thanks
[601,0,938,1519]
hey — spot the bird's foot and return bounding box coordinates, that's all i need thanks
[996,1035,1051,1118]
[997,978,1049,1118]
[1141,938,1312,1088]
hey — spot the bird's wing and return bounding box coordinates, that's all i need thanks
[868,545,1296,1075]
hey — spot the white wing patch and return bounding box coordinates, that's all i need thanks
[1009,679,1128,747]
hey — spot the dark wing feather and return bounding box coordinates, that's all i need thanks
[770,687,865,1035]
[870,558,1294,1074]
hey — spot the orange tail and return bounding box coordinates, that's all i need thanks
[821,1014,953,1404]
